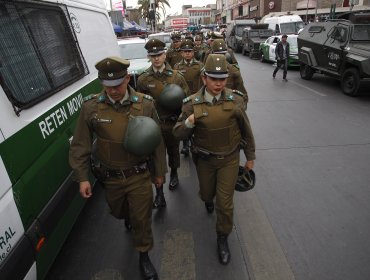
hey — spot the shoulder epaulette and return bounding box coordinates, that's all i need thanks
[183,97,191,104]
[143,94,153,101]
[232,89,244,97]
[83,94,98,102]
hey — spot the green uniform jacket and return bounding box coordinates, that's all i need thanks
[166,48,183,68]
[136,62,190,120]
[69,86,167,182]
[173,87,256,161]
[174,59,204,95]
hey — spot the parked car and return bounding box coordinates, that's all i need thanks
[117,38,151,89]
[259,34,299,67]
[298,13,370,96]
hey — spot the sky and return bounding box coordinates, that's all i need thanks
[105,0,216,17]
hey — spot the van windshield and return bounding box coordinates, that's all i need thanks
[352,25,370,41]
[280,22,304,34]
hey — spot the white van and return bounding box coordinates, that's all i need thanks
[0,0,119,279]
[148,32,172,48]
[262,15,304,35]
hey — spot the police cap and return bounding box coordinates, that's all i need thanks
[95,56,130,87]
[180,39,194,51]
[211,39,227,54]
[171,32,182,41]
[145,39,166,55]
[210,31,224,40]
[204,54,229,79]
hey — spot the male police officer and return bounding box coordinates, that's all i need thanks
[166,32,183,68]
[69,56,166,280]
[137,39,190,207]
[174,39,204,156]
[173,54,256,265]
[201,32,238,65]
[211,39,248,107]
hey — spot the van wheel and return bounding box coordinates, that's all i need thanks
[341,68,360,97]
[300,64,314,80]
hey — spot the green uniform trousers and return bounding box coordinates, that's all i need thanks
[103,170,153,252]
[195,152,240,235]
[161,121,180,169]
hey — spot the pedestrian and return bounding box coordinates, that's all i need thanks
[173,54,256,265]
[273,34,290,81]
[174,39,204,157]
[69,56,167,280]
[166,32,183,68]
[137,39,190,207]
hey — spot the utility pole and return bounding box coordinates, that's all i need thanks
[149,0,156,32]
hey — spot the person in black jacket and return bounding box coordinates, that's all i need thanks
[273,34,290,81]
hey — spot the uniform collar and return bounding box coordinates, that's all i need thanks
[152,64,165,74]
[106,90,129,105]
[204,89,221,103]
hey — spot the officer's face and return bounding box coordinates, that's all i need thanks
[202,75,227,96]
[181,50,194,61]
[195,40,202,46]
[104,75,130,101]
[149,52,166,68]
[173,40,182,48]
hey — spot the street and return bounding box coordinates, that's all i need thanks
[46,54,370,280]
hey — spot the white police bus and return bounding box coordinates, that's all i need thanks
[0,0,119,279]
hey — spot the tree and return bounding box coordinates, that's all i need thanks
[138,0,170,25]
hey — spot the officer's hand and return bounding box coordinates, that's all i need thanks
[244,160,254,171]
[154,176,164,187]
[187,114,195,125]
[79,181,92,198]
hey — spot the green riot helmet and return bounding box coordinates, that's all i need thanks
[235,166,256,192]
[158,84,185,111]
[123,116,162,156]
[225,52,233,64]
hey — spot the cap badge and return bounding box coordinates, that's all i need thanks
[153,47,157,50]
[216,67,221,71]
[216,58,220,61]
[108,73,113,77]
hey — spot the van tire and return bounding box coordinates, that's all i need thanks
[341,68,360,97]
[300,64,314,80]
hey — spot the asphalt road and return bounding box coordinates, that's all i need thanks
[46,54,370,280]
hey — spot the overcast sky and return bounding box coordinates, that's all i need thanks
[105,0,216,17]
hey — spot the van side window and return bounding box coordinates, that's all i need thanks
[0,1,88,113]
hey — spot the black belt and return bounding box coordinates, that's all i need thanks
[105,163,148,179]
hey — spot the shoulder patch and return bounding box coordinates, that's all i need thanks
[83,94,98,102]
[143,94,153,100]
[183,97,191,104]
[232,89,244,97]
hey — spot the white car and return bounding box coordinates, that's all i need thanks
[259,34,299,67]
[117,38,151,89]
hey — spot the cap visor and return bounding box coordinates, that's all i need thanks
[213,51,227,54]
[101,77,124,86]
[205,72,229,78]
[148,49,166,56]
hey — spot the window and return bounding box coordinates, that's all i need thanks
[0,1,88,113]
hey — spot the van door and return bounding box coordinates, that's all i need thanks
[323,25,347,72]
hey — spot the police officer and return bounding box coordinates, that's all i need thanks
[211,39,248,107]
[166,32,183,68]
[174,39,204,157]
[173,54,256,265]
[137,39,190,207]
[69,56,166,280]
[193,34,208,61]
[201,32,238,65]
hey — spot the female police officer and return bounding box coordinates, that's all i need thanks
[173,54,256,265]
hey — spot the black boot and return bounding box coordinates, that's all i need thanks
[139,252,158,280]
[180,140,190,157]
[153,185,166,209]
[217,233,231,265]
[169,169,179,190]
[205,202,214,214]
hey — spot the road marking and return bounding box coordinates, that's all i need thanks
[289,80,327,97]
[235,191,296,280]
[160,229,196,280]
[91,269,124,280]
